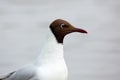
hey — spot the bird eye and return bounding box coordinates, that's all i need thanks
[60,23,68,29]
[60,24,65,29]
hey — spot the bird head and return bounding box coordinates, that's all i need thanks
[50,19,87,43]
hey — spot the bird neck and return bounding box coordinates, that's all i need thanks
[35,29,64,66]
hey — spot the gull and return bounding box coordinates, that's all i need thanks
[0,19,87,80]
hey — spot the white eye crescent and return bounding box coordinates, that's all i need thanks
[60,24,65,29]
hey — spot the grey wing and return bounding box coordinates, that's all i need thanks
[0,72,15,80]
[0,64,38,80]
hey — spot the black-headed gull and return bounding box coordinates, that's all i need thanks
[0,19,87,80]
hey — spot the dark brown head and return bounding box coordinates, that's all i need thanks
[50,19,87,43]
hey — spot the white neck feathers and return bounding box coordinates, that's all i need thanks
[35,28,64,65]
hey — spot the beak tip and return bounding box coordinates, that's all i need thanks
[76,28,88,34]
[83,31,88,34]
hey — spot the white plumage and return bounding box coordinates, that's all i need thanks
[0,19,87,80]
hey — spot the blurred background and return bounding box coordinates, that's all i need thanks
[0,0,120,80]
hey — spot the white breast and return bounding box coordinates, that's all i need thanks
[34,29,68,80]
[37,59,68,80]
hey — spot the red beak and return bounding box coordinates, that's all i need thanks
[73,27,87,33]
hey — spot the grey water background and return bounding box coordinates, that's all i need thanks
[0,0,120,80]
